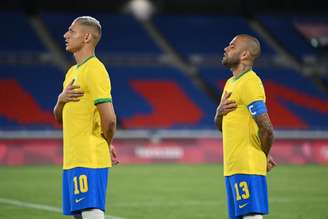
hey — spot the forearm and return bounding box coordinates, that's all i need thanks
[214,112,223,132]
[53,97,65,124]
[258,128,274,156]
[101,118,116,147]
[97,103,117,148]
[254,113,274,156]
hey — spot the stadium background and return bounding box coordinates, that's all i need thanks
[0,0,327,218]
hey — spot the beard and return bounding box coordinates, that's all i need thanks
[222,55,240,68]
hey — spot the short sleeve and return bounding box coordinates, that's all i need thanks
[240,77,265,106]
[86,64,112,105]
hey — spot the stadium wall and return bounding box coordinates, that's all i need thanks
[0,130,327,165]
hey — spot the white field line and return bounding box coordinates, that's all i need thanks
[0,198,125,219]
[1,196,323,216]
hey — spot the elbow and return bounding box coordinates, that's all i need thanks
[214,116,222,132]
[53,108,62,124]
[107,116,117,132]
[215,121,222,132]
[270,129,275,142]
[213,117,218,126]
[109,119,116,131]
[265,127,274,141]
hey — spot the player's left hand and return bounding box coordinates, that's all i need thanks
[111,145,119,166]
[267,155,277,172]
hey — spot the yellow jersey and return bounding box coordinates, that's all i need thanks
[222,70,267,176]
[62,56,112,169]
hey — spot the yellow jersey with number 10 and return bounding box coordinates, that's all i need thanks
[222,70,267,176]
[62,56,112,170]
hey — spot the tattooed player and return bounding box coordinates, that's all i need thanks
[214,34,277,219]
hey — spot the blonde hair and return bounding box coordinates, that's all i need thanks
[74,16,102,44]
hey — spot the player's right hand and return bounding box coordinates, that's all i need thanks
[267,155,277,172]
[216,91,237,116]
[58,79,84,103]
[110,145,120,166]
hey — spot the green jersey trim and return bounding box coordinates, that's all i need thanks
[233,69,252,81]
[76,55,96,69]
[94,98,112,105]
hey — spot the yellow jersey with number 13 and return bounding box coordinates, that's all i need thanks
[222,70,267,176]
[62,56,112,170]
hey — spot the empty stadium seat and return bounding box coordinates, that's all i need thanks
[154,15,275,57]
[259,16,318,60]
[109,66,216,129]
[0,11,47,53]
[0,64,63,130]
[41,13,162,55]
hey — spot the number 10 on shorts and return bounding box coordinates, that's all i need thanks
[73,175,89,194]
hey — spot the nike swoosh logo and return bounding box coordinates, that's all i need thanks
[75,197,85,203]
[239,203,248,208]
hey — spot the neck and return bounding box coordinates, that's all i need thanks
[231,63,252,77]
[74,47,95,65]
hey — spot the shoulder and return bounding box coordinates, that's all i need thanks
[225,76,234,85]
[242,70,263,85]
[249,70,263,81]
[64,65,76,81]
[85,58,109,77]
[66,65,76,75]
[88,57,107,70]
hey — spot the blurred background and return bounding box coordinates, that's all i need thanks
[0,0,328,218]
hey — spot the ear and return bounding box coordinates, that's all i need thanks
[84,33,92,43]
[240,50,249,60]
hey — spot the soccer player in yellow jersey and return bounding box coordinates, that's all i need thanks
[53,16,118,219]
[214,34,276,219]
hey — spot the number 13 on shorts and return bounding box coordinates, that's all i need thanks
[234,181,250,201]
[73,175,89,194]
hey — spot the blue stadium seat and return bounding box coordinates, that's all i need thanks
[0,12,47,53]
[154,15,275,57]
[109,66,216,129]
[41,13,162,55]
[259,16,317,59]
[0,64,64,130]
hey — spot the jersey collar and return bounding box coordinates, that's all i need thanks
[232,69,252,81]
[76,55,96,69]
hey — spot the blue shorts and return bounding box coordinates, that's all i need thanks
[225,174,268,219]
[62,167,109,215]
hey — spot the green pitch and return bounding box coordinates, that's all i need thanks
[0,164,327,219]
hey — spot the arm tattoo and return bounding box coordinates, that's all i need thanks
[254,113,274,156]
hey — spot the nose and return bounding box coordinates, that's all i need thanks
[63,31,68,39]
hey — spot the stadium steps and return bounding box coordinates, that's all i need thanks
[246,17,301,70]
[141,18,217,102]
[248,16,328,96]
[109,66,216,129]
[28,14,69,70]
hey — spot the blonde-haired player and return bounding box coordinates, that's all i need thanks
[54,16,118,219]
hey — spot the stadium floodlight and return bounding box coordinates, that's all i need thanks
[126,0,155,21]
